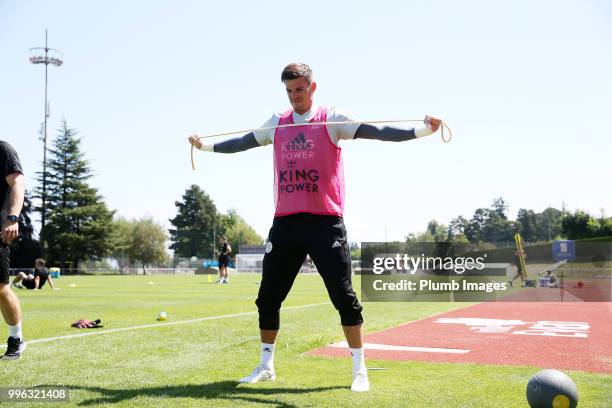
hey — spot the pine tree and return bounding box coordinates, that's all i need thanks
[18,190,35,240]
[40,120,115,269]
[169,185,218,258]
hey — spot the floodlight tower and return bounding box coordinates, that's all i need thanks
[29,29,63,244]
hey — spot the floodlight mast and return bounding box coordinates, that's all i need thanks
[29,29,63,246]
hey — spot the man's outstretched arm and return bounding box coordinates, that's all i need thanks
[353,115,442,142]
[188,133,261,153]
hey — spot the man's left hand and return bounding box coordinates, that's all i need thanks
[425,115,442,133]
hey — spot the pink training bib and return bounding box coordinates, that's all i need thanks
[273,106,345,217]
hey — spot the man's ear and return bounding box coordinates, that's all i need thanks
[310,81,317,93]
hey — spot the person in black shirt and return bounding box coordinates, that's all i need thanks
[12,258,57,291]
[0,140,26,360]
[216,236,231,284]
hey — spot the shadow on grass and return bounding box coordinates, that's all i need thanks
[49,381,346,407]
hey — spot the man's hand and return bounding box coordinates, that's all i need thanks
[1,219,18,244]
[188,135,203,149]
[424,115,442,133]
[188,135,215,152]
[2,172,24,244]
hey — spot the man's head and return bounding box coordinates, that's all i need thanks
[281,63,316,115]
[35,258,45,268]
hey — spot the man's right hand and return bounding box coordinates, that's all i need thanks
[1,220,18,244]
[188,135,203,149]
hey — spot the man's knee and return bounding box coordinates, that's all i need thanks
[332,293,364,326]
[339,307,363,326]
[255,297,281,330]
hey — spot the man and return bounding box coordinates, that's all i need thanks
[545,270,560,288]
[508,247,527,287]
[12,258,57,291]
[0,140,26,360]
[216,236,231,284]
[188,63,441,392]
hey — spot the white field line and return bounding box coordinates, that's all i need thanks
[2,302,330,348]
[330,340,470,354]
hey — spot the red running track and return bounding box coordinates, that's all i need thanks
[310,302,612,373]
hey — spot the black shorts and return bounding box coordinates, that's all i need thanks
[22,278,36,290]
[218,256,229,268]
[256,213,363,329]
[0,244,9,284]
[23,275,48,290]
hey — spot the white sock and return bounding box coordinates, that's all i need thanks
[350,347,366,376]
[8,322,22,339]
[260,343,275,370]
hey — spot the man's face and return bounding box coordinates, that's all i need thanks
[284,77,316,114]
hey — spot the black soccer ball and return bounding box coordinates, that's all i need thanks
[526,369,578,408]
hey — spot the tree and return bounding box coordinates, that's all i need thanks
[561,210,612,240]
[218,209,263,252]
[481,210,516,242]
[40,120,115,269]
[425,220,447,242]
[465,208,488,243]
[517,209,538,242]
[18,190,35,240]
[465,199,515,243]
[536,207,562,241]
[129,217,168,270]
[169,185,218,258]
[561,211,591,240]
[598,217,612,237]
[447,216,469,242]
[491,197,509,219]
[109,216,133,269]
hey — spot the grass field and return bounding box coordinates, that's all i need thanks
[1,274,610,407]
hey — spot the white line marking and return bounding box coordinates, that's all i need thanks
[330,341,470,354]
[2,302,330,348]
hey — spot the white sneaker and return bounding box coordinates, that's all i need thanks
[238,366,276,383]
[351,371,370,392]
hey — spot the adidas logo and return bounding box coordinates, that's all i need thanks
[263,347,272,352]
[332,241,342,248]
[284,133,314,151]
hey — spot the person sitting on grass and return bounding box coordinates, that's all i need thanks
[545,270,560,288]
[12,258,57,291]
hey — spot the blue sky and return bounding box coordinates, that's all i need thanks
[1,0,610,243]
